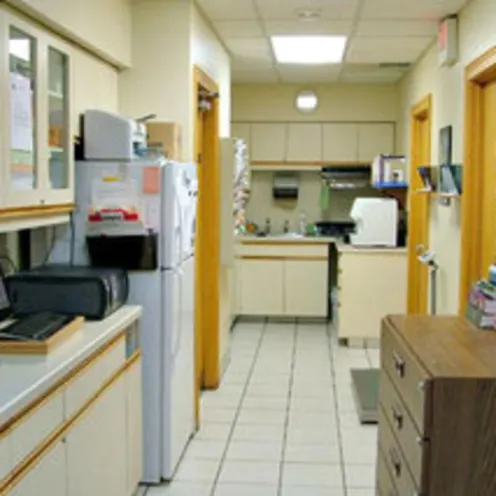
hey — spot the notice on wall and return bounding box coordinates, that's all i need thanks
[10,73,33,152]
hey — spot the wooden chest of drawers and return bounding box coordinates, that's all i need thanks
[377,315,496,496]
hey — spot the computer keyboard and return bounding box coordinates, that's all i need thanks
[0,312,73,342]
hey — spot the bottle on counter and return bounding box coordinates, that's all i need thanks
[264,218,271,235]
[489,261,496,285]
[299,212,307,235]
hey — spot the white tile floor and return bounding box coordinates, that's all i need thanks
[145,319,379,496]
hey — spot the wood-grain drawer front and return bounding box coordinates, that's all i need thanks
[65,338,126,418]
[10,390,64,469]
[381,324,429,432]
[377,447,398,496]
[380,372,424,488]
[379,407,419,496]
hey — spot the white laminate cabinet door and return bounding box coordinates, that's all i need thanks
[10,391,64,469]
[0,433,12,484]
[67,375,127,496]
[287,123,322,161]
[250,123,287,162]
[322,124,359,162]
[240,260,284,316]
[357,124,395,162]
[284,261,329,317]
[126,358,143,496]
[338,252,407,340]
[231,123,251,154]
[9,441,66,496]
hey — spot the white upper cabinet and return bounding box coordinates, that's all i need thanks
[322,124,359,163]
[250,123,287,162]
[286,123,322,161]
[358,124,395,162]
[0,10,74,211]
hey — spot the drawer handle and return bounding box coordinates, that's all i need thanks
[392,352,405,377]
[389,448,401,477]
[391,407,403,430]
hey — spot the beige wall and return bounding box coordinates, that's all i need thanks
[5,0,131,67]
[246,171,380,230]
[192,7,231,138]
[397,0,496,314]
[232,83,399,123]
[119,0,230,161]
[234,83,397,232]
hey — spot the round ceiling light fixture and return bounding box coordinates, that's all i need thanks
[295,7,322,21]
[296,90,319,113]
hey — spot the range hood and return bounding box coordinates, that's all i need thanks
[321,166,370,190]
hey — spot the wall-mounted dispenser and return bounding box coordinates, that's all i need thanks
[273,172,299,200]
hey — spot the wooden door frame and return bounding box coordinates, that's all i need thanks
[407,95,432,314]
[460,47,496,313]
[193,66,221,426]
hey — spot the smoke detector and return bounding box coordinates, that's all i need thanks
[295,7,321,21]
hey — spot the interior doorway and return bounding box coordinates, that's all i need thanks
[407,95,432,314]
[460,47,496,313]
[193,66,221,426]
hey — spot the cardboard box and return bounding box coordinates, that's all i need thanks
[146,122,182,161]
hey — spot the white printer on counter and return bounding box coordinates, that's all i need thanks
[350,198,398,247]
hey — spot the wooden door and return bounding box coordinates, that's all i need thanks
[407,96,432,315]
[480,81,496,275]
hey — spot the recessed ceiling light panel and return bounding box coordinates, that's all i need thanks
[271,35,347,64]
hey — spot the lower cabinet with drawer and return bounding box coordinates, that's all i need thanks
[377,315,496,496]
[2,330,143,496]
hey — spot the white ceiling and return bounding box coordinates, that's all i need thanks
[197,0,470,83]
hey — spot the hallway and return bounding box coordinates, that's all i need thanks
[147,320,378,495]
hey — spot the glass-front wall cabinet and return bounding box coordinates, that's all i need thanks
[48,46,69,190]
[9,26,37,192]
[1,10,73,210]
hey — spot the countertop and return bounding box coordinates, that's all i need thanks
[336,243,408,254]
[237,236,338,244]
[0,305,142,427]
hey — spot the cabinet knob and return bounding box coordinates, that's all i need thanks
[391,407,403,429]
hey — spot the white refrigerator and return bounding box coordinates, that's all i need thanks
[51,159,198,483]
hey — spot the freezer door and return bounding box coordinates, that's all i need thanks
[161,266,194,479]
[179,163,198,259]
[161,163,183,268]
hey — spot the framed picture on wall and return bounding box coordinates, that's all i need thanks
[439,126,453,166]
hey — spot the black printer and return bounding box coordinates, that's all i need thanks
[5,265,129,320]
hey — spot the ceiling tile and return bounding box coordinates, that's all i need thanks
[346,36,433,64]
[231,58,274,71]
[232,68,280,83]
[277,64,341,83]
[264,19,352,36]
[213,20,264,38]
[361,0,469,20]
[355,20,438,37]
[341,63,407,83]
[256,0,360,20]
[197,0,258,20]
[224,38,274,62]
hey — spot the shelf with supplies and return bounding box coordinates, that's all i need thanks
[416,164,463,206]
